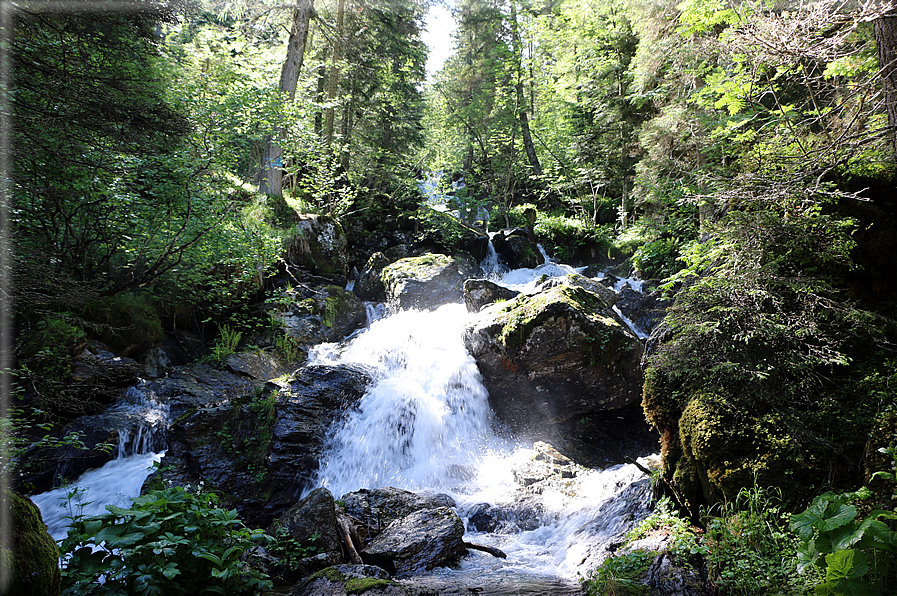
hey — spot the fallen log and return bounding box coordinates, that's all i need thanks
[463,541,507,559]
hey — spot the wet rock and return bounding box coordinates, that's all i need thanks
[268,487,343,559]
[466,501,543,533]
[354,252,390,301]
[381,254,477,312]
[153,364,373,528]
[361,507,467,574]
[462,279,519,312]
[291,564,404,596]
[225,350,289,381]
[462,283,643,451]
[538,273,618,308]
[287,214,350,278]
[268,283,366,362]
[491,228,542,269]
[17,383,169,494]
[1,492,60,596]
[340,487,456,530]
[614,286,670,337]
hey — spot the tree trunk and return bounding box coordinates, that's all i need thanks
[262,1,314,196]
[510,1,542,178]
[875,11,897,152]
[323,0,345,149]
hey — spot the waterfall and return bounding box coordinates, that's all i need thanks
[31,382,169,542]
[309,263,656,584]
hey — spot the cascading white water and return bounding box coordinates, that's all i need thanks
[309,262,657,587]
[31,382,169,542]
[311,304,512,499]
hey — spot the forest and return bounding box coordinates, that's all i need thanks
[4,0,897,594]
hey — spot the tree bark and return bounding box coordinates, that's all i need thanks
[509,1,542,178]
[323,0,345,149]
[875,10,897,152]
[261,1,314,196]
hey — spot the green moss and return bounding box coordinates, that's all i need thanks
[307,566,346,583]
[322,286,355,329]
[493,285,616,353]
[383,253,453,281]
[3,492,61,596]
[345,577,395,594]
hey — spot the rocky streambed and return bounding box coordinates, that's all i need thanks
[26,237,682,595]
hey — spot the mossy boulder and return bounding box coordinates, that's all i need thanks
[491,228,542,269]
[1,492,61,596]
[462,283,643,449]
[643,373,827,518]
[380,254,477,312]
[292,564,404,596]
[287,214,349,279]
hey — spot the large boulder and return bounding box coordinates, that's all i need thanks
[381,254,477,312]
[287,214,349,278]
[463,283,643,446]
[152,364,373,528]
[462,279,519,313]
[361,507,467,575]
[491,228,542,269]
[353,252,390,302]
[339,487,456,530]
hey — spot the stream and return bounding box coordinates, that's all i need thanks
[32,252,657,594]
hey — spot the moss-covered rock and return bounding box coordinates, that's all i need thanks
[381,253,476,312]
[287,214,349,279]
[463,283,643,454]
[270,283,365,360]
[1,492,61,596]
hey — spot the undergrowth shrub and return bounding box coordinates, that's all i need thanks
[60,486,271,596]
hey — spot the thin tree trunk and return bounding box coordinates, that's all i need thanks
[875,11,897,151]
[262,0,314,196]
[323,0,345,149]
[509,1,542,178]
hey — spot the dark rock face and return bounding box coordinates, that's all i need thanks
[466,501,543,533]
[463,283,643,450]
[225,350,289,381]
[354,252,390,301]
[153,364,373,528]
[339,487,456,530]
[361,507,467,575]
[268,487,343,558]
[381,254,477,311]
[462,279,520,313]
[614,286,670,336]
[491,228,542,269]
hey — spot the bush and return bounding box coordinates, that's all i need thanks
[60,486,271,596]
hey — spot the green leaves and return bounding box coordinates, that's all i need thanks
[791,490,897,595]
[60,486,271,596]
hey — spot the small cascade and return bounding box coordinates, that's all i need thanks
[31,382,169,541]
[480,233,509,280]
[536,243,552,264]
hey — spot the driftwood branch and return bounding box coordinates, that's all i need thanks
[464,541,507,559]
